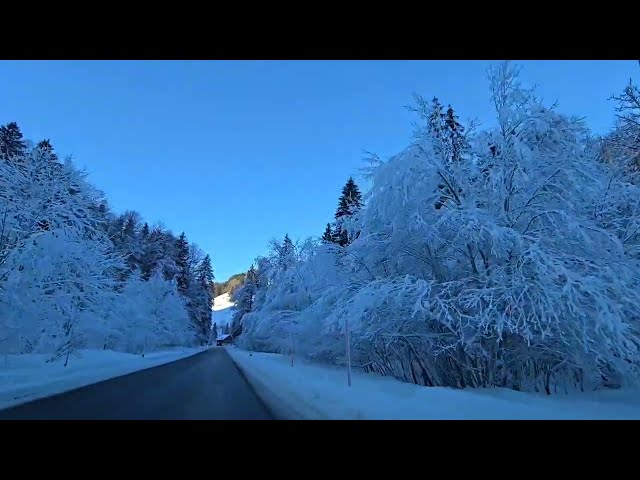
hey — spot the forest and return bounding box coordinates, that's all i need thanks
[231,62,640,394]
[0,128,215,361]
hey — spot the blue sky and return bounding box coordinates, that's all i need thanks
[1,60,638,281]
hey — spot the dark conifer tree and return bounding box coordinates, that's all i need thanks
[175,232,190,294]
[36,139,58,162]
[335,177,363,219]
[444,105,468,163]
[0,122,26,159]
[322,223,333,243]
[333,177,363,246]
[194,254,215,337]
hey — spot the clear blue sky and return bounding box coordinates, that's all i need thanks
[1,60,638,281]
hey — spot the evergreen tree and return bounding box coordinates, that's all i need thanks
[444,105,468,163]
[182,251,215,341]
[276,234,296,271]
[232,265,257,315]
[229,265,255,336]
[322,223,333,243]
[282,234,294,255]
[197,254,214,284]
[335,177,363,219]
[174,232,190,294]
[0,122,26,159]
[421,100,468,209]
[427,97,445,146]
[140,226,162,281]
[141,222,150,240]
[333,177,363,246]
[36,139,58,162]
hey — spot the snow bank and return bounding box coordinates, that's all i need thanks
[228,348,640,420]
[0,347,207,410]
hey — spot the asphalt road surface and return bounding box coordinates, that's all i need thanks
[0,348,274,420]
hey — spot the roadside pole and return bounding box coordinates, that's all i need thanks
[346,317,351,387]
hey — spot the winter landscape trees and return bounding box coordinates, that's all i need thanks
[3,60,638,397]
[235,62,640,394]
[0,127,215,359]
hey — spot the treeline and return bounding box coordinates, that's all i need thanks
[231,62,640,394]
[0,124,214,361]
[213,272,246,297]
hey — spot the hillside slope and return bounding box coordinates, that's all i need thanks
[212,293,236,328]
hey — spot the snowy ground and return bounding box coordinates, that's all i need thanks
[228,348,640,420]
[0,347,208,410]
[212,293,236,327]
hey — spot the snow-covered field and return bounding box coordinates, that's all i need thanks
[0,347,207,410]
[212,293,236,327]
[228,348,640,420]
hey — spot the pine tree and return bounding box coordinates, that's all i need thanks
[423,101,468,209]
[335,177,363,219]
[282,234,294,255]
[140,226,161,281]
[0,122,27,159]
[141,222,150,239]
[333,177,363,246]
[427,97,445,145]
[36,139,58,162]
[232,265,257,314]
[322,223,333,243]
[197,254,215,286]
[174,232,190,294]
[444,105,467,163]
[276,234,296,271]
[194,254,215,338]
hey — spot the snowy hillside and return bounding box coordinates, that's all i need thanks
[212,293,236,327]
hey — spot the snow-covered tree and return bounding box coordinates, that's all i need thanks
[0,123,211,359]
[239,62,640,394]
[191,253,214,339]
[116,270,195,353]
[0,229,122,358]
[0,145,106,251]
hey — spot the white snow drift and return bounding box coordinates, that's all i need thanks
[228,348,640,420]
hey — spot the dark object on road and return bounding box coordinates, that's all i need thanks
[0,348,273,420]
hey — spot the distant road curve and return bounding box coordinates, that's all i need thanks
[0,348,273,420]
